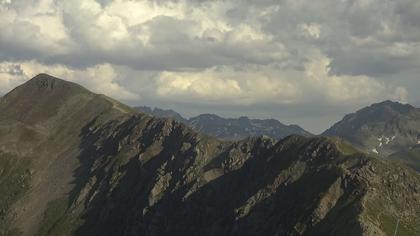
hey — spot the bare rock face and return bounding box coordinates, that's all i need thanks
[0,75,419,236]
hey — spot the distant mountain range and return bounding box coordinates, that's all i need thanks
[0,74,419,236]
[135,106,312,140]
[137,101,420,173]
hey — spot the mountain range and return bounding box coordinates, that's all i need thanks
[135,106,312,140]
[137,102,420,173]
[0,74,419,236]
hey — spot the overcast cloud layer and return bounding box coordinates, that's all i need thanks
[0,0,419,133]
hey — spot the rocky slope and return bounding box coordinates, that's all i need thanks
[324,101,420,156]
[323,101,420,173]
[135,107,311,140]
[0,75,419,236]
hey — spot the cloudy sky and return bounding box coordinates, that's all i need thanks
[0,0,419,133]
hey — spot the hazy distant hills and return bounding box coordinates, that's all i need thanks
[135,106,312,140]
[0,74,419,236]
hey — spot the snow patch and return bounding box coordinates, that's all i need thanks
[372,148,379,154]
[377,135,396,146]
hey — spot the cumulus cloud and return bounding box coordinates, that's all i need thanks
[0,62,26,94]
[0,0,74,58]
[299,23,321,39]
[1,0,419,76]
[153,49,404,106]
[155,66,299,105]
[0,0,419,132]
[0,0,288,69]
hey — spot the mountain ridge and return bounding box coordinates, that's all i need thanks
[0,74,418,236]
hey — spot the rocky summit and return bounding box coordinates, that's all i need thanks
[0,74,419,236]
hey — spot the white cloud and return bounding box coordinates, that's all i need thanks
[0,62,25,94]
[0,0,11,5]
[0,45,407,107]
[0,0,289,69]
[0,0,73,55]
[153,49,403,106]
[155,66,301,105]
[156,69,243,103]
[106,0,185,26]
[303,50,388,102]
[299,23,321,39]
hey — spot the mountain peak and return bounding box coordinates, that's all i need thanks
[0,74,116,125]
[370,100,414,113]
[24,73,86,93]
[32,73,57,80]
[324,100,420,156]
[1,73,92,107]
[30,73,60,88]
[324,100,416,134]
[338,100,415,124]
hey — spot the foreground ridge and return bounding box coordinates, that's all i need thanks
[0,74,418,236]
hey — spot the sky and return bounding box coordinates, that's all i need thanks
[0,0,419,133]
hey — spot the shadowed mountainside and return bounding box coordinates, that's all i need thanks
[0,74,419,236]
